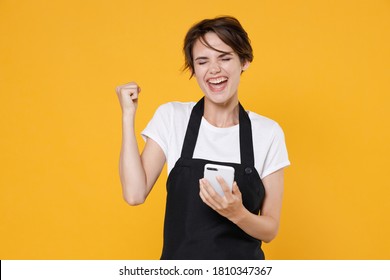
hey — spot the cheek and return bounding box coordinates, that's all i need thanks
[193,65,205,77]
[195,75,207,91]
[228,66,242,80]
[194,67,207,82]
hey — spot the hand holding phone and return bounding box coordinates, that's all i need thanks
[203,164,235,197]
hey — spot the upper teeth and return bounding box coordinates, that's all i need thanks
[208,77,228,84]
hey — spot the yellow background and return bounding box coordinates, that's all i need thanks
[1,0,389,259]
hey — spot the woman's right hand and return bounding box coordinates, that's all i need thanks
[115,82,141,115]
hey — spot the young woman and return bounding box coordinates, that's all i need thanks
[115,16,290,260]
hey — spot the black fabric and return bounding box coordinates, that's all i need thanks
[161,97,265,260]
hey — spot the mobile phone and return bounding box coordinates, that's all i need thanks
[203,163,235,197]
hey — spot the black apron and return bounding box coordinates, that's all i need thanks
[161,97,266,260]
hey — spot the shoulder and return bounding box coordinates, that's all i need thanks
[248,111,283,135]
[151,101,196,133]
[155,101,196,118]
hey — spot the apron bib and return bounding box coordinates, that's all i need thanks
[161,98,265,259]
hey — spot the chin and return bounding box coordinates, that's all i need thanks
[205,92,235,105]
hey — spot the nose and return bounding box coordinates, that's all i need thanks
[209,62,221,74]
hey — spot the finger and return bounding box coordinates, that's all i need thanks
[120,87,139,101]
[115,85,121,95]
[232,181,241,194]
[201,178,223,200]
[122,81,139,88]
[130,90,139,100]
[199,187,217,210]
[216,176,233,197]
[116,82,139,95]
[200,179,223,208]
[125,85,140,98]
[200,179,215,197]
[116,85,134,95]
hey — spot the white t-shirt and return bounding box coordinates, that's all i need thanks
[141,101,290,179]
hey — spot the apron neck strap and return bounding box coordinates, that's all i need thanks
[181,97,255,166]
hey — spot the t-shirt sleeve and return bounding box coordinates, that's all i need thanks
[261,123,290,179]
[141,103,172,158]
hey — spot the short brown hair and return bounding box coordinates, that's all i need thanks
[183,16,253,78]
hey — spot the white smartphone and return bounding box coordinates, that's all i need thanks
[204,163,235,197]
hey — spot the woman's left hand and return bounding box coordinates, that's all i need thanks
[199,177,246,222]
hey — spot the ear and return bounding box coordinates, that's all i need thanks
[242,60,250,71]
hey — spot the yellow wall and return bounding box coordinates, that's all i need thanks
[1,0,389,259]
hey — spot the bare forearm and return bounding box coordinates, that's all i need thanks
[233,170,284,243]
[231,208,279,243]
[119,114,147,205]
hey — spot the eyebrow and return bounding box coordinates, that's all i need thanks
[194,52,233,61]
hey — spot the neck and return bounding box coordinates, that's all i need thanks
[203,96,239,128]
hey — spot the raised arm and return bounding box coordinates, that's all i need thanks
[116,82,166,205]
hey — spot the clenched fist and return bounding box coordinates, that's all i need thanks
[115,82,141,115]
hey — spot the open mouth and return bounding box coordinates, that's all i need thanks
[207,77,228,92]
